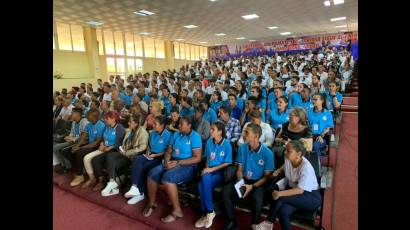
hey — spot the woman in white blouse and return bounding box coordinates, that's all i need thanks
[254,140,321,230]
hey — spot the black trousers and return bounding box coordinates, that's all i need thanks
[272,145,285,169]
[222,179,266,225]
[91,151,131,179]
[63,146,98,175]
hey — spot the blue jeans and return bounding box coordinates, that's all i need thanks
[148,163,198,184]
[267,190,322,230]
[198,170,224,213]
[313,139,328,157]
[131,155,162,194]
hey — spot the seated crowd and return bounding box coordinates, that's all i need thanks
[53,47,353,230]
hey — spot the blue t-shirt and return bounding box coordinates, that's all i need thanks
[143,95,151,104]
[205,138,232,168]
[149,129,172,154]
[267,92,278,111]
[203,108,218,124]
[325,92,343,111]
[231,106,243,120]
[307,108,334,136]
[288,93,302,109]
[210,101,223,112]
[300,98,314,112]
[236,143,274,180]
[161,96,172,115]
[268,108,290,129]
[169,130,202,160]
[85,120,106,143]
[103,125,118,146]
[119,92,133,106]
[257,98,267,110]
[237,97,245,111]
[180,106,195,118]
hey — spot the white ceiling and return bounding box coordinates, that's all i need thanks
[53,0,358,46]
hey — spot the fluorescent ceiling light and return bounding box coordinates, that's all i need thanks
[242,14,259,20]
[267,26,278,30]
[176,38,185,41]
[87,21,103,26]
[139,32,151,35]
[215,33,226,36]
[209,0,218,2]
[333,0,344,5]
[133,10,155,16]
[324,1,331,6]
[215,44,221,46]
[249,40,256,42]
[280,32,291,35]
[335,24,347,28]
[331,17,346,21]
[340,29,348,32]
[200,42,208,44]
[236,37,246,39]
[184,25,198,28]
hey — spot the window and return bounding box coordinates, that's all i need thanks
[116,58,125,77]
[106,57,116,75]
[180,43,186,60]
[114,31,124,56]
[174,42,180,59]
[96,29,104,55]
[127,58,136,74]
[134,34,143,57]
[125,33,135,57]
[185,44,191,60]
[56,22,72,51]
[143,37,155,58]
[136,59,143,72]
[103,30,115,55]
[200,46,208,60]
[194,45,200,60]
[71,25,85,51]
[155,40,165,58]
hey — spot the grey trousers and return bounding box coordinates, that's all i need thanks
[53,141,75,167]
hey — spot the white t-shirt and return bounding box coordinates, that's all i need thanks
[319,72,328,83]
[206,86,215,95]
[284,157,318,192]
[220,90,228,101]
[103,92,112,102]
[59,104,74,120]
[238,122,274,146]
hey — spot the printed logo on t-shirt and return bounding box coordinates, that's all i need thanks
[220,151,225,157]
[159,138,163,143]
[186,140,191,145]
[247,171,253,178]
[210,152,216,160]
[322,116,327,121]
[175,149,180,155]
[258,159,264,166]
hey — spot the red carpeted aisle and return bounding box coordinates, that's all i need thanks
[332,112,358,230]
[53,185,154,230]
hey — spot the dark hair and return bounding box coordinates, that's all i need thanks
[154,115,168,128]
[313,93,328,110]
[129,113,142,126]
[195,106,205,115]
[171,106,180,114]
[181,96,192,106]
[247,123,262,138]
[180,116,193,126]
[236,80,246,97]
[126,85,134,91]
[249,108,262,119]
[213,91,222,101]
[278,95,289,104]
[252,86,263,101]
[291,75,300,81]
[91,99,100,108]
[72,107,83,115]
[228,93,237,100]
[212,121,227,139]
[87,108,100,117]
[287,140,307,156]
[219,105,232,115]
[300,83,309,89]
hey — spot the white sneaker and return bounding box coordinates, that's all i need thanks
[101,181,119,197]
[194,215,207,228]
[124,185,140,198]
[204,211,216,228]
[127,193,145,205]
[254,220,273,230]
[101,187,120,197]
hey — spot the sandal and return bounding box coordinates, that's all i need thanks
[161,211,184,223]
[142,203,158,217]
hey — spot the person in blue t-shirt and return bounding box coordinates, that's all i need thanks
[119,85,134,107]
[125,115,172,205]
[267,96,290,132]
[267,86,284,115]
[251,86,267,113]
[161,87,172,116]
[69,109,106,187]
[228,94,243,120]
[307,93,334,158]
[201,100,218,124]
[179,96,195,118]
[300,84,314,112]
[210,91,223,112]
[222,123,274,230]
[195,121,232,228]
[325,81,343,112]
[143,116,202,223]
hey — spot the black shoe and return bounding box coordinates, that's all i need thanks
[224,220,238,230]
[54,166,69,175]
